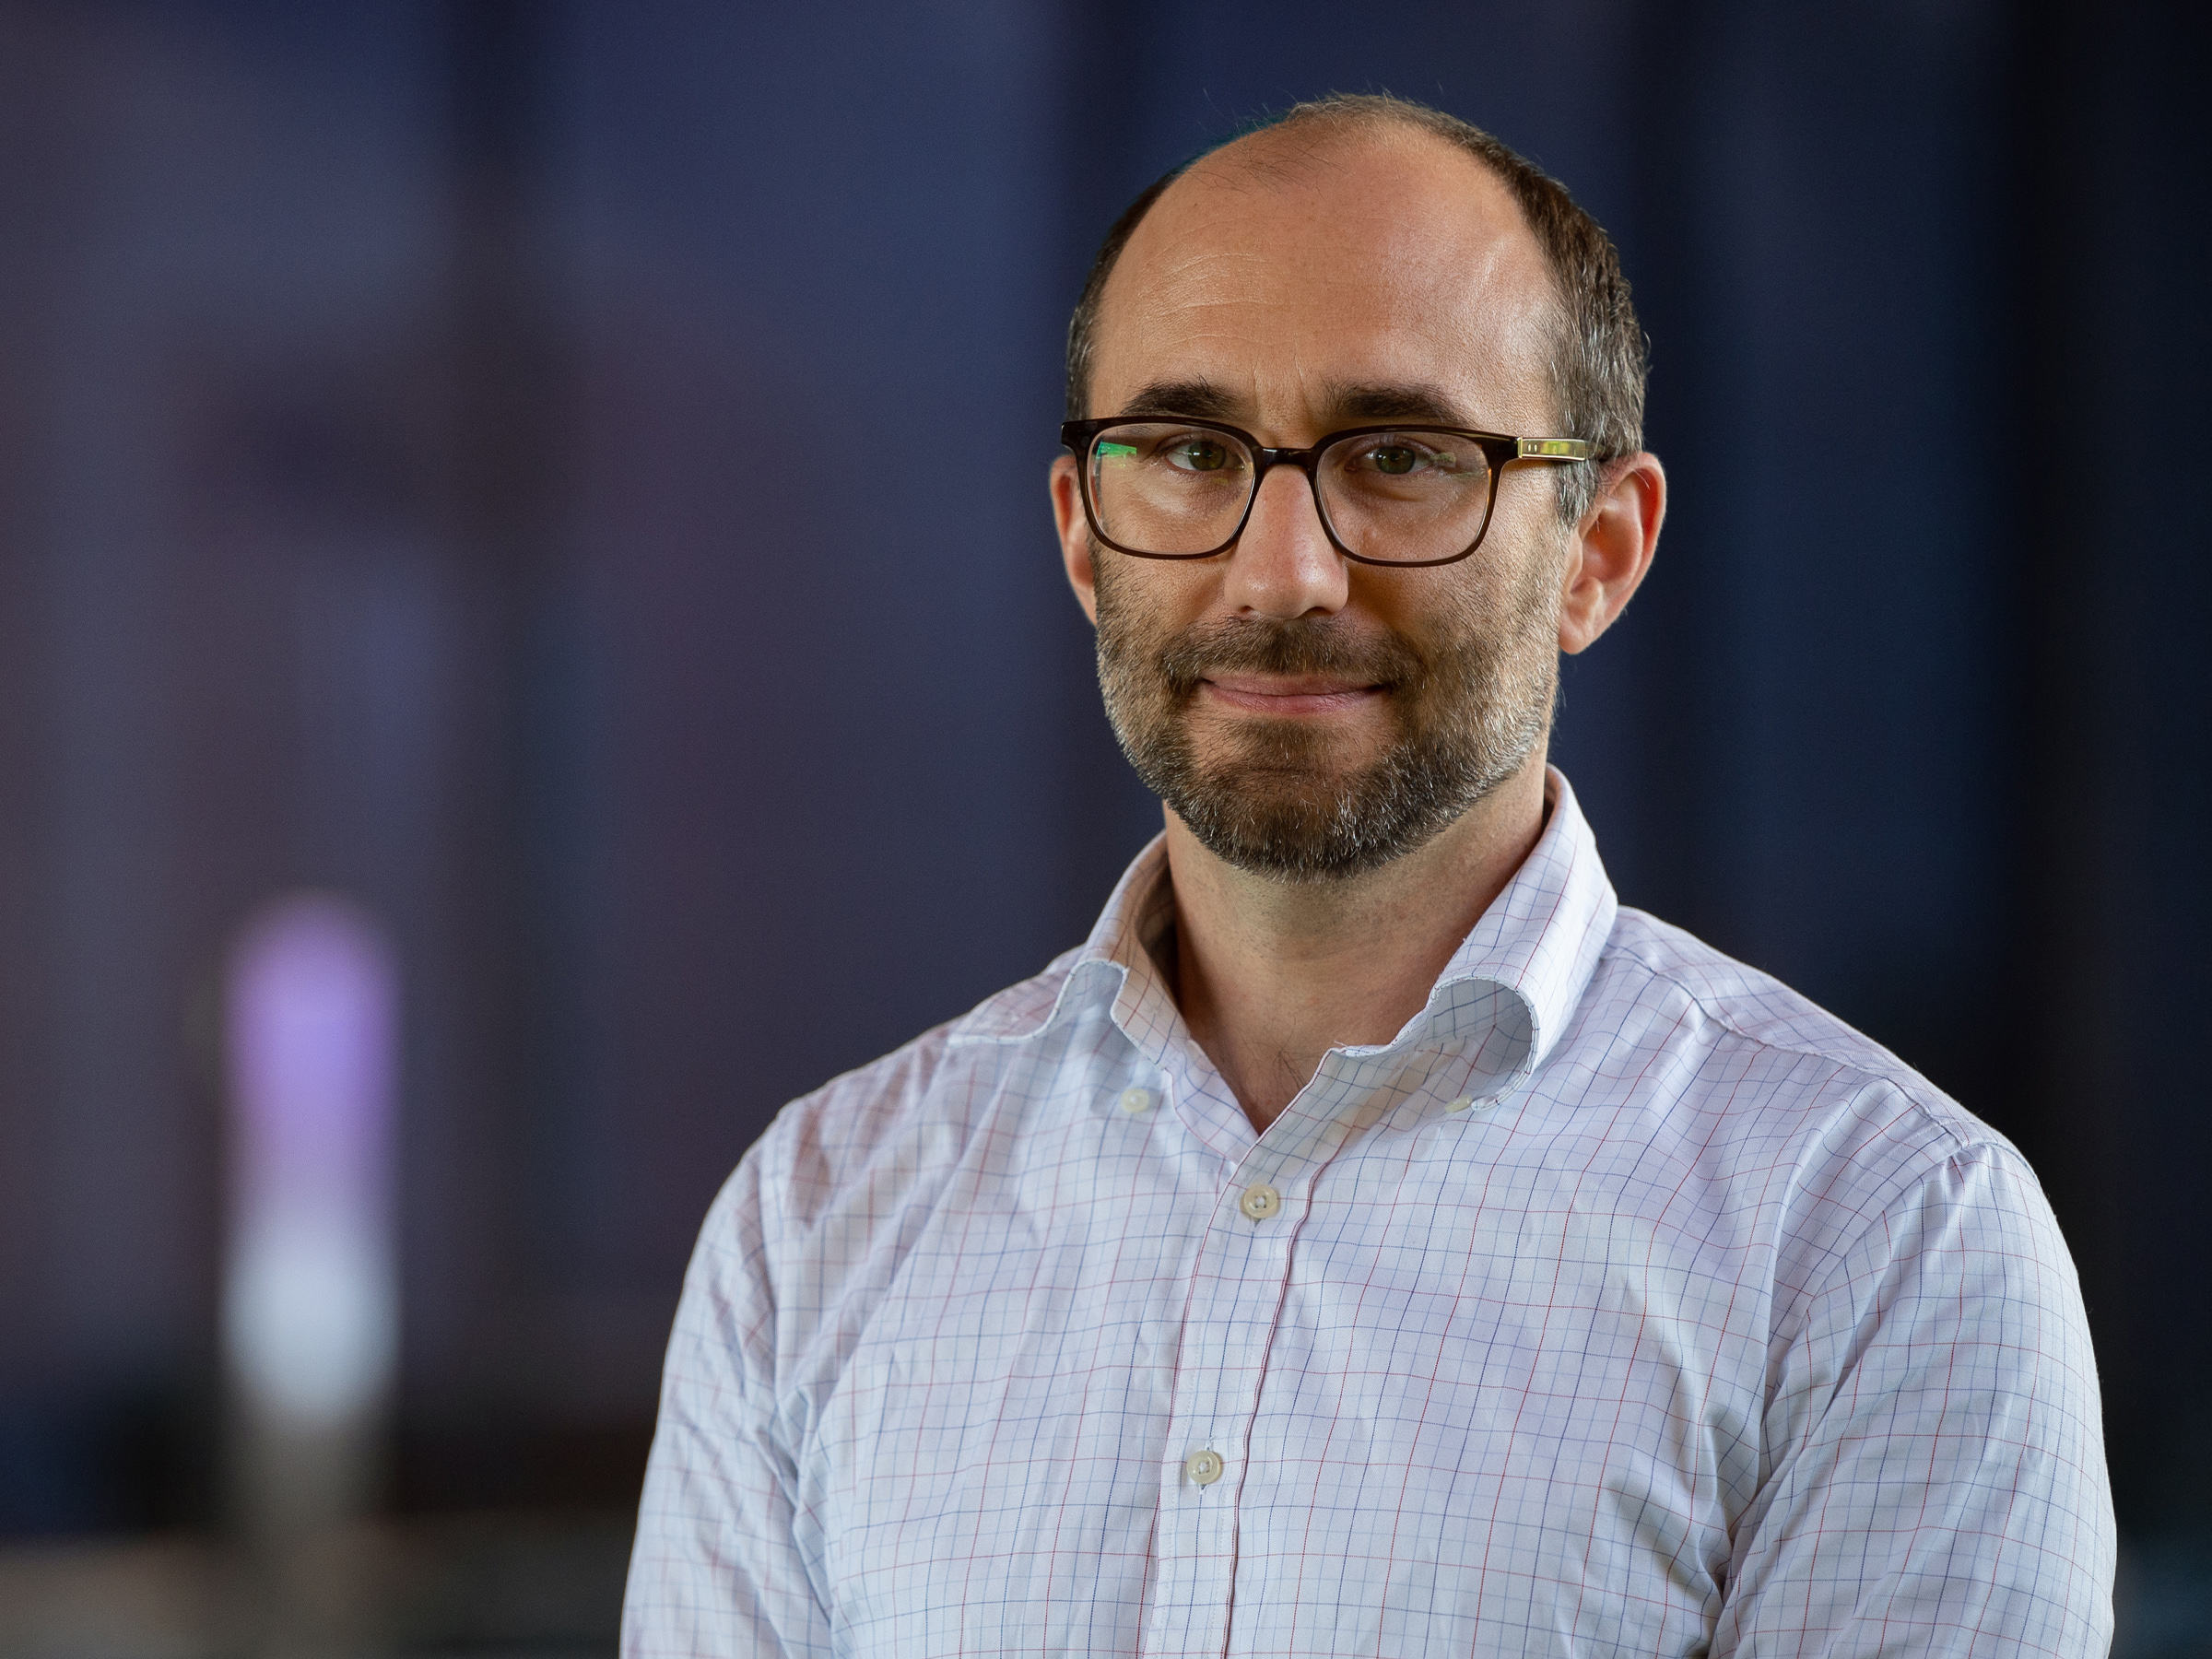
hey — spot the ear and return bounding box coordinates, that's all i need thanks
[1051,454,1100,625]
[1558,452,1665,654]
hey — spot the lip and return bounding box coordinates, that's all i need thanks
[1199,674,1388,717]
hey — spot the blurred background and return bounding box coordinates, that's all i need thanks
[0,0,2205,1653]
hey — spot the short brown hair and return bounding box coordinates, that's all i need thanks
[1064,93,1647,524]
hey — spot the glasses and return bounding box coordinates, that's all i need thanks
[1061,417,1594,568]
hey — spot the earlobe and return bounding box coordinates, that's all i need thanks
[1557,453,1665,655]
[1051,455,1100,625]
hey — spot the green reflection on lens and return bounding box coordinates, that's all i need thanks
[1098,441,1137,458]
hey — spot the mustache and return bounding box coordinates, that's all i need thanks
[1151,616,1427,696]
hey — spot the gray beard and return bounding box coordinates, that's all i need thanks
[1093,551,1557,881]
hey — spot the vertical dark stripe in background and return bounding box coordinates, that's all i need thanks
[2002,0,2212,1537]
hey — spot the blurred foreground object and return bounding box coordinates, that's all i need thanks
[221,894,398,1641]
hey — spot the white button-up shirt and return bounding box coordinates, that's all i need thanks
[625,771,2113,1656]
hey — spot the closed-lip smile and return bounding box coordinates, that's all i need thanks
[1199,674,1387,717]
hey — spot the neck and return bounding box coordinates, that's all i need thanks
[1165,754,1550,1130]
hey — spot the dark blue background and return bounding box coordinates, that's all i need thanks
[0,0,2203,1624]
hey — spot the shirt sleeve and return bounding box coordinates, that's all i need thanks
[1715,1143,2115,1657]
[622,1160,833,1658]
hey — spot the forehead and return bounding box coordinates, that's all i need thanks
[1090,125,1559,429]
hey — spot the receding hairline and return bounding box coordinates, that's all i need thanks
[1066,93,1647,526]
[1084,113,1565,413]
[1182,111,1524,205]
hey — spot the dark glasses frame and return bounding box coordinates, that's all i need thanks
[1060,416,1595,569]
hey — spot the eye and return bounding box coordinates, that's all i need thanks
[1167,438,1235,473]
[1340,433,1466,482]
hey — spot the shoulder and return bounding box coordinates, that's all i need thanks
[1562,905,2053,1300]
[740,947,1087,1223]
[1589,902,2009,1155]
[689,950,1090,1334]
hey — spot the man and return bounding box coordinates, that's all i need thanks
[625,95,2113,1655]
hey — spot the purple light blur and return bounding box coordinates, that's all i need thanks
[222,893,399,1428]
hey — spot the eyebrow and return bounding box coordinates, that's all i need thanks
[1324,382,1471,426]
[1119,379,1242,420]
[1113,378,1477,429]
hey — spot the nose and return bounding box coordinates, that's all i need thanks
[1219,462,1349,620]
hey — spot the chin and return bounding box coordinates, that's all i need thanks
[1188,718,1390,782]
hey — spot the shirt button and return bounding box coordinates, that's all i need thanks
[1444,1095,1477,1113]
[1185,1449,1224,1486]
[1119,1087,1154,1114]
[1239,1184,1281,1220]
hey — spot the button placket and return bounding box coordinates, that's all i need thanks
[1149,1074,1375,1655]
[1147,1161,1307,1653]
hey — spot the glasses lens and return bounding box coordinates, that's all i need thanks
[1088,423,1254,555]
[1317,430,1495,563]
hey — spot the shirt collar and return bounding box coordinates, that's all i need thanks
[953,766,1617,1100]
[1418,764,1618,1085]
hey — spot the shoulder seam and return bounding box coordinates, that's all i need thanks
[1774,1138,2043,1364]
[1600,932,1980,1162]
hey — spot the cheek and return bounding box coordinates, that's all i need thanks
[1350,564,1500,652]
[1094,549,1225,637]
[1465,521,1571,636]
[1091,555,1170,673]
[1372,542,1565,675]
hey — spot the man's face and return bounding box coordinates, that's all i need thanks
[1060,127,1577,880]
